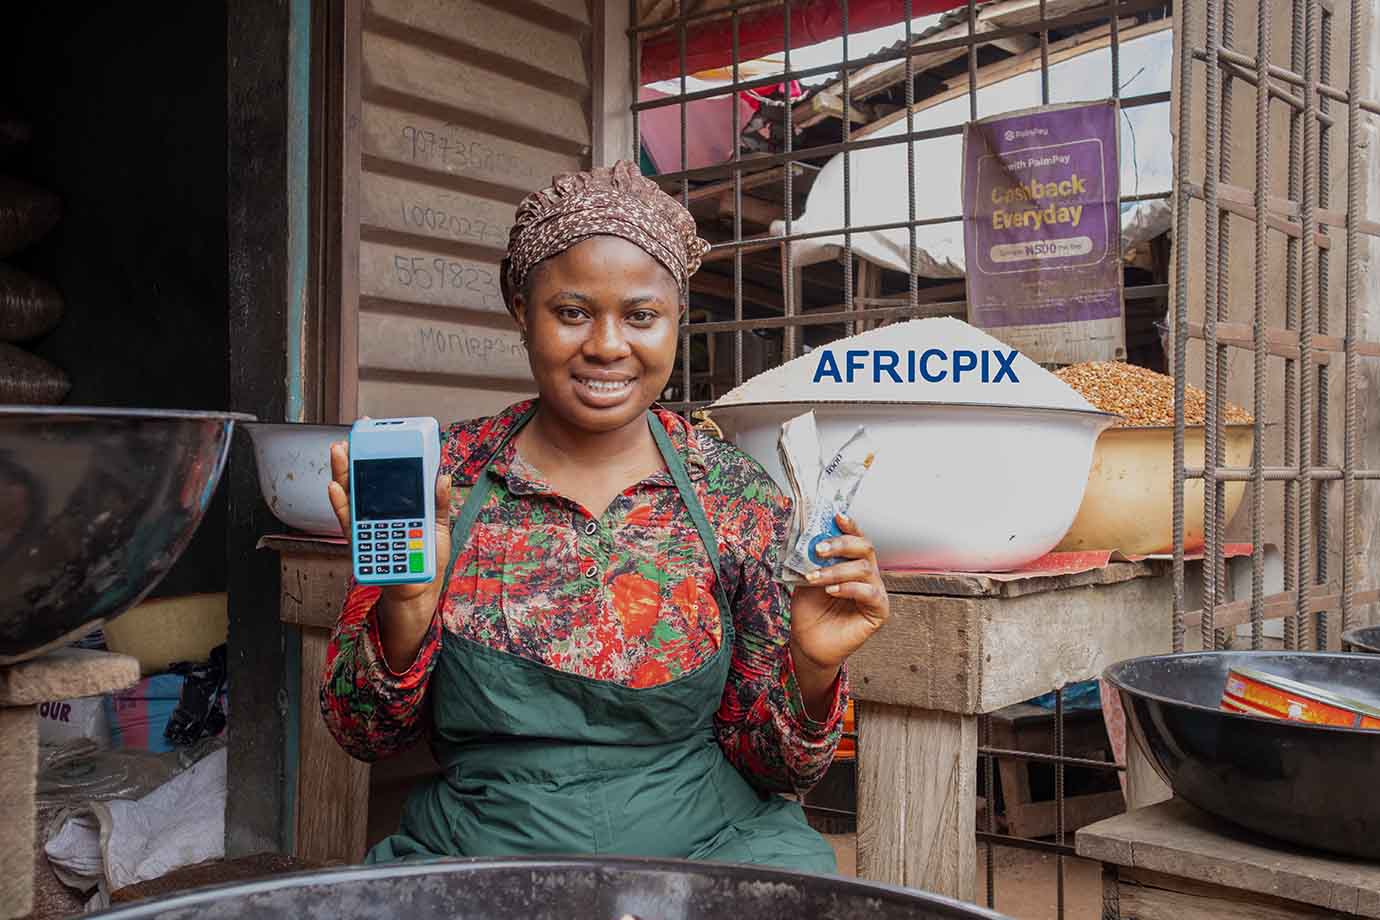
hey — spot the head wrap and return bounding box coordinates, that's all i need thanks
[500,160,710,312]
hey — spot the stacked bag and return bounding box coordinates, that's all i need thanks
[39,596,230,910]
[0,106,70,403]
[38,595,229,754]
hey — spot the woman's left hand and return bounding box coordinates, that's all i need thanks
[788,513,889,677]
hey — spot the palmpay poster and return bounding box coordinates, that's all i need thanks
[961,100,1124,363]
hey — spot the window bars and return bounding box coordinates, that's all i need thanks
[629,0,1377,914]
[1174,0,1379,655]
[632,0,1174,413]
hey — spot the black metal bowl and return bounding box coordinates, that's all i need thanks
[1343,626,1380,654]
[1105,650,1380,860]
[0,406,253,664]
[88,857,1009,919]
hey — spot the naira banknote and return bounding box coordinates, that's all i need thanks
[774,410,877,585]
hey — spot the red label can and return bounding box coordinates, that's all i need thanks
[1221,667,1380,730]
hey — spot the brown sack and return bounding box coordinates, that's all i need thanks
[0,263,63,342]
[0,175,61,258]
[0,110,32,156]
[0,342,70,404]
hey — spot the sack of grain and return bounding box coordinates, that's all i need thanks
[0,263,64,342]
[0,111,32,159]
[0,342,70,404]
[0,175,61,258]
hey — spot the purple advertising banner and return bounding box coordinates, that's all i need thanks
[962,100,1122,332]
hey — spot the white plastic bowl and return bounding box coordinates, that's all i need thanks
[706,401,1116,572]
[242,422,350,536]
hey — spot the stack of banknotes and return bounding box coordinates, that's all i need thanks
[774,410,877,585]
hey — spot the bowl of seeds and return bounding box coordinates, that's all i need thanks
[1052,361,1255,555]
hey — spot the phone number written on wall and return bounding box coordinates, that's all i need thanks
[392,255,504,311]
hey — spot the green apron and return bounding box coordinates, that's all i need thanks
[365,407,836,873]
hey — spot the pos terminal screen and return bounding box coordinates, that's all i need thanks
[353,457,425,520]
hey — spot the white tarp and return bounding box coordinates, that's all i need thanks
[775,28,1174,276]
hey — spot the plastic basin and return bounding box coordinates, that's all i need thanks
[1055,424,1254,555]
[242,421,349,536]
[707,400,1115,572]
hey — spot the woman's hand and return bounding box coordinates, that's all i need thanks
[327,431,453,670]
[788,513,889,719]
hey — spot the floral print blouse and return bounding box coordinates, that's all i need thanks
[320,400,848,794]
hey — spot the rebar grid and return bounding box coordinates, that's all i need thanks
[1173,0,1373,655]
[629,0,1376,914]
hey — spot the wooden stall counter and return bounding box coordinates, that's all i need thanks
[1078,799,1380,919]
[261,535,441,866]
[851,559,1179,901]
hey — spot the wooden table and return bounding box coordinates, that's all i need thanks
[1078,799,1380,919]
[262,535,441,865]
[850,563,1177,901]
[0,648,140,919]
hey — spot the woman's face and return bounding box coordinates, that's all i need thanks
[513,236,681,435]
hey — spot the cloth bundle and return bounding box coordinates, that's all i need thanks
[44,746,226,911]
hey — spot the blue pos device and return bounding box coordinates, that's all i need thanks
[348,417,440,586]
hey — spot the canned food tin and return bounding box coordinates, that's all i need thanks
[1221,666,1380,730]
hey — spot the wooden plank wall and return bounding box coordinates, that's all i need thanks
[349,0,593,426]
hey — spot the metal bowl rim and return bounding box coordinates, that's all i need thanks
[0,406,257,422]
[704,399,1119,422]
[1342,625,1380,653]
[1104,649,1380,736]
[87,855,1008,919]
[242,420,351,433]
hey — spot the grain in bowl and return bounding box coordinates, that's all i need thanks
[1055,361,1253,428]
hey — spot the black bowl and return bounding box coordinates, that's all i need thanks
[1343,626,1380,654]
[88,857,1009,919]
[1105,650,1380,860]
[0,406,253,664]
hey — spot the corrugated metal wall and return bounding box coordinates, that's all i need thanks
[345,0,592,425]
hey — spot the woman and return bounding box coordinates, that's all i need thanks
[320,161,889,872]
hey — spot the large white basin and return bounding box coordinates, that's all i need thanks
[706,401,1116,572]
[242,422,350,536]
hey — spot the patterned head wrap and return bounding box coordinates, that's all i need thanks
[500,160,710,312]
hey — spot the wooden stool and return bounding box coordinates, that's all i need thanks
[987,701,1123,839]
[1078,798,1380,919]
[0,649,139,919]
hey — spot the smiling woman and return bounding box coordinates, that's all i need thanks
[319,161,891,874]
[511,236,681,440]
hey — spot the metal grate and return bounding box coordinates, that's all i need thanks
[631,0,1175,412]
[628,0,1376,915]
[1172,0,1379,653]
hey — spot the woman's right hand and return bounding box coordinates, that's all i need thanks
[327,434,453,668]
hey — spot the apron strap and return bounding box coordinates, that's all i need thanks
[440,404,733,630]
[647,413,734,621]
[439,404,538,592]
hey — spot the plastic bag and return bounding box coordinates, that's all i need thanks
[1027,679,1102,712]
[35,737,222,811]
